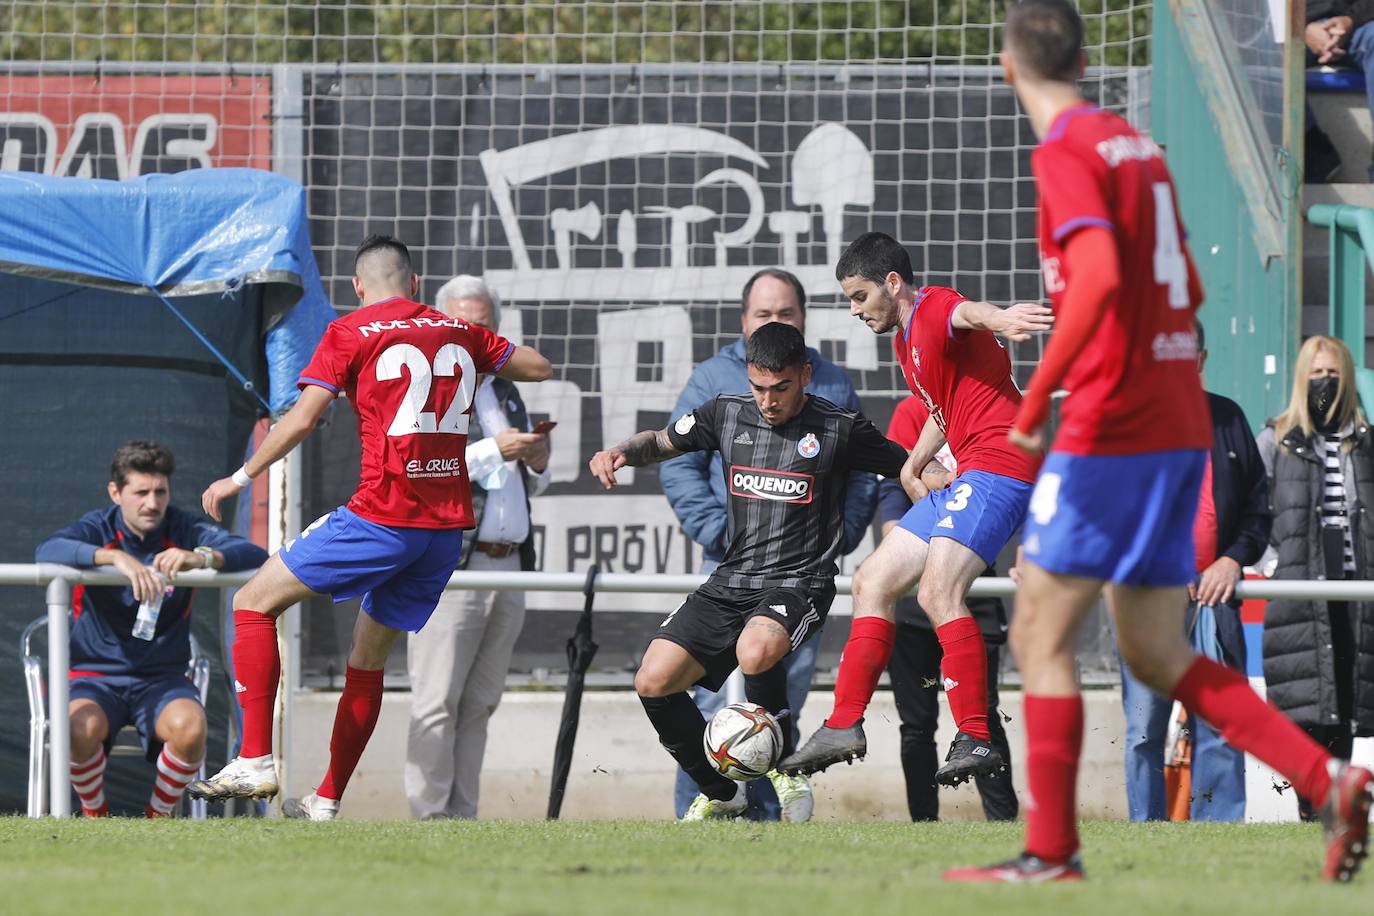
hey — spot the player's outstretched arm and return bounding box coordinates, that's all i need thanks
[1011,226,1120,451]
[952,299,1054,342]
[588,428,682,489]
[496,345,553,382]
[201,385,335,521]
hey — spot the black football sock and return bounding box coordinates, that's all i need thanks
[744,665,792,757]
[639,692,735,800]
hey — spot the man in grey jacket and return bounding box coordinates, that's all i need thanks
[660,267,878,820]
[405,275,551,819]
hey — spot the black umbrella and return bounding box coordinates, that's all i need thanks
[547,564,600,819]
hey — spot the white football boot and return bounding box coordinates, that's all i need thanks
[186,754,278,801]
[767,769,814,823]
[680,782,747,821]
[283,792,340,822]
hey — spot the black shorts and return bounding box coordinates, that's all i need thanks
[652,582,834,691]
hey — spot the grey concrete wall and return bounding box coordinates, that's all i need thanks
[284,689,1133,822]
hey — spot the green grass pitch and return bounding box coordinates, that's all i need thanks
[0,818,1367,915]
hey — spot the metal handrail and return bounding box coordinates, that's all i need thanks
[1305,203,1374,411]
[5,561,1372,819]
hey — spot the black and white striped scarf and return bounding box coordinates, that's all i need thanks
[1320,427,1356,574]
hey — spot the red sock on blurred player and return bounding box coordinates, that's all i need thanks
[1172,656,1332,806]
[316,665,385,801]
[825,616,896,728]
[936,616,990,740]
[1024,694,1083,862]
[232,609,280,759]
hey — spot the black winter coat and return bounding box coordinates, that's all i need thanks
[1257,420,1374,733]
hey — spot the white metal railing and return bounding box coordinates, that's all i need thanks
[5,561,1374,818]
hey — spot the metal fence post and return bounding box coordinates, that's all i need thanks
[45,575,71,818]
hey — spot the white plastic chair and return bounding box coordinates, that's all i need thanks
[23,615,211,818]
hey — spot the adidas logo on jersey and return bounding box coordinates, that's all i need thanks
[734,431,754,445]
[234,680,246,694]
[943,676,959,691]
[770,604,788,617]
[936,516,955,529]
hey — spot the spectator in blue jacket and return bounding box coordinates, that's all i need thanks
[660,268,878,819]
[35,441,267,817]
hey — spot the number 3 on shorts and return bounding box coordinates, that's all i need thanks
[944,483,973,512]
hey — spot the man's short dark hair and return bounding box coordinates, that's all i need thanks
[110,440,175,489]
[1005,0,1084,83]
[835,232,914,286]
[1194,318,1206,351]
[354,234,412,273]
[745,321,808,373]
[741,268,807,313]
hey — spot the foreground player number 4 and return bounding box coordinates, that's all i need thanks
[377,343,477,436]
[1152,183,1189,308]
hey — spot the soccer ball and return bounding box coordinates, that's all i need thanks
[703,702,784,781]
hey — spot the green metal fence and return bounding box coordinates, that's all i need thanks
[1152,0,1301,425]
[1306,203,1374,410]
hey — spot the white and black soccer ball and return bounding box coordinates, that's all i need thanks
[703,702,784,781]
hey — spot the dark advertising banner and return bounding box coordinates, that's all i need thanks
[297,70,1055,675]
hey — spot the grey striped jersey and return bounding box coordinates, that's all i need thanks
[666,393,908,591]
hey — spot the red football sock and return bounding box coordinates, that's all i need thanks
[1172,656,1333,806]
[316,665,385,801]
[826,616,896,728]
[1024,694,1084,862]
[71,748,108,817]
[936,616,990,740]
[232,609,280,759]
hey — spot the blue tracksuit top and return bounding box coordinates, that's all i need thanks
[660,337,879,563]
[35,505,268,677]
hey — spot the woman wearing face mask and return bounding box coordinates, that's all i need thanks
[1257,335,1374,820]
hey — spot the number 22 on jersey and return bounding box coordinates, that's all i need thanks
[376,343,477,436]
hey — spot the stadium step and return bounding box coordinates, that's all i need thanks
[1308,92,1373,184]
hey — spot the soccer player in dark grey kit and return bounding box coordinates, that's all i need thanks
[589,322,908,820]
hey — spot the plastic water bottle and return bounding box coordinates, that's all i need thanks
[132,573,172,641]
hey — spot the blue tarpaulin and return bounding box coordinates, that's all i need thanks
[0,167,332,415]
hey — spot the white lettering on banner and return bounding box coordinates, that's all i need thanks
[527,495,871,614]
[481,122,877,302]
[597,306,694,485]
[55,112,127,180]
[501,309,585,485]
[0,114,57,174]
[0,112,232,177]
[130,113,216,172]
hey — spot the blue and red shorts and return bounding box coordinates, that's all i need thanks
[281,506,463,632]
[1022,449,1206,587]
[70,673,201,762]
[898,469,1034,567]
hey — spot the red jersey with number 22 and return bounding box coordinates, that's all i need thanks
[298,296,515,529]
[1033,105,1210,455]
[892,286,1041,484]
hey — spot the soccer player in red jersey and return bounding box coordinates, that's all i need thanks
[187,236,552,819]
[781,231,1052,783]
[947,0,1372,883]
